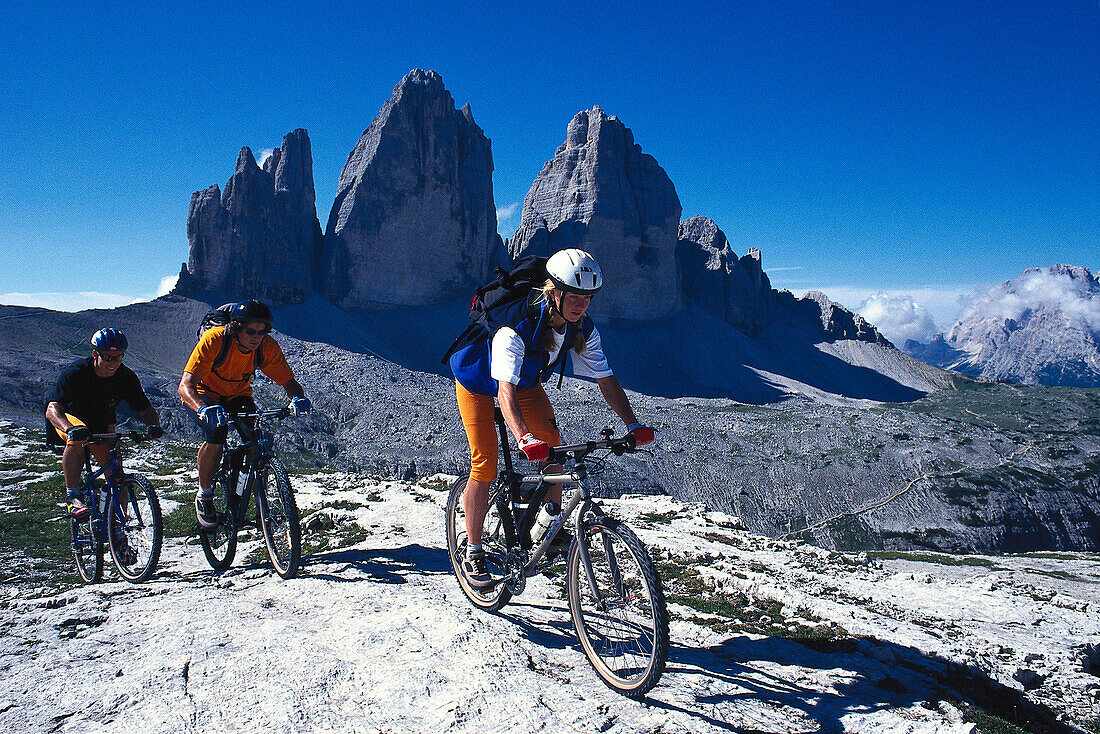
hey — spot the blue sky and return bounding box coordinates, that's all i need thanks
[1,1,1097,336]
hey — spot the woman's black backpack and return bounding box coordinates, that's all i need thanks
[441,257,548,364]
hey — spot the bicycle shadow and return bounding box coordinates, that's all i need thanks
[300,544,453,584]
[485,600,1074,733]
[654,634,1075,734]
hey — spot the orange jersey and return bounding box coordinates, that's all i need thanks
[183,326,295,399]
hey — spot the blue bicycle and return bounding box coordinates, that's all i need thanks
[69,431,163,583]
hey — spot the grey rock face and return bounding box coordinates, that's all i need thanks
[677,216,773,334]
[943,265,1100,387]
[772,290,891,345]
[181,130,322,304]
[902,333,977,375]
[320,69,501,308]
[510,107,682,320]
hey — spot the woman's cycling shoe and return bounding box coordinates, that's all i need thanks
[462,548,495,590]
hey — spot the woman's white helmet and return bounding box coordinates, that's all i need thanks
[546,249,603,295]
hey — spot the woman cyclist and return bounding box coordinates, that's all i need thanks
[448,248,654,589]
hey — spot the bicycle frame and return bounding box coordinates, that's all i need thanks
[220,410,284,525]
[488,407,634,585]
[78,437,135,538]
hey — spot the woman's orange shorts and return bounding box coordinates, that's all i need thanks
[455,381,561,482]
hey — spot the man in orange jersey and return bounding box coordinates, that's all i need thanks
[178,300,310,528]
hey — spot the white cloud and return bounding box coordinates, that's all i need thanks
[856,293,939,345]
[803,285,980,338]
[959,267,1100,331]
[0,274,180,313]
[256,148,276,168]
[156,274,179,297]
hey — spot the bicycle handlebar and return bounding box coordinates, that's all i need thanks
[547,433,637,463]
[227,408,291,420]
[88,430,156,444]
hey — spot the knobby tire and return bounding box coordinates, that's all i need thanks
[567,518,669,698]
[258,458,300,579]
[200,472,238,572]
[446,474,512,612]
[72,513,103,584]
[107,475,163,583]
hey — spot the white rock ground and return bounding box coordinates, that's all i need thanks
[1,436,1098,733]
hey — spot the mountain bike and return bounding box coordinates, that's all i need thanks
[446,408,669,698]
[69,431,163,584]
[198,408,301,579]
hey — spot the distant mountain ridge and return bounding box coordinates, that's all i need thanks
[173,69,888,365]
[904,264,1100,387]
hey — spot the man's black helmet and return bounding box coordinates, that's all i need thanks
[230,300,273,326]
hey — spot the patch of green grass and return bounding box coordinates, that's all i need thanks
[700,531,742,547]
[0,476,71,565]
[867,551,997,568]
[417,476,451,491]
[636,510,678,527]
[162,502,198,539]
[302,521,371,556]
[656,551,848,644]
[323,499,366,511]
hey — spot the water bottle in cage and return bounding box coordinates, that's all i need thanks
[529,501,560,545]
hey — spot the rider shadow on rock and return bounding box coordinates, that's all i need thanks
[301,544,452,584]
[657,634,1075,734]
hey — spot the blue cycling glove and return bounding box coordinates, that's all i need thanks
[198,405,228,430]
[290,396,312,416]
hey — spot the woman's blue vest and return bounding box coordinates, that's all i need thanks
[449,298,595,397]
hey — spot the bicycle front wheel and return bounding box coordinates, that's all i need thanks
[199,474,237,572]
[257,458,300,579]
[445,474,512,612]
[567,517,669,698]
[72,513,103,584]
[108,475,163,583]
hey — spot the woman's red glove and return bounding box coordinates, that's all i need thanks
[518,433,550,462]
[626,423,655,446]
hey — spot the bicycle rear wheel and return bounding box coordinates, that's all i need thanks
[199,474,237,572]
[72,513,103,584]
[257,458,300,579]
[108,475,163,583]
[445,475,512,612]
[567,517,669,698]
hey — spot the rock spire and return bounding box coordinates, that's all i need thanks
[319,69,502,308]
[180,129,322,304]
[677,216,773,334]
[509,107,682,320]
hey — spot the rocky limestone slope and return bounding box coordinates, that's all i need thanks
[1,425,1096,733]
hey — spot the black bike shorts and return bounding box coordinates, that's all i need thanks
[191,395,257,444]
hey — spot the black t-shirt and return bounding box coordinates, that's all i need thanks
[48,358,151,433]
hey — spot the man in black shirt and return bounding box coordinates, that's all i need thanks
[46,328,162,518]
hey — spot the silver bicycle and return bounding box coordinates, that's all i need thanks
[446,408,669,698]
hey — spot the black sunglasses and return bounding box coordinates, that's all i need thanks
[243,327,271,337]
[96,352,124,362]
